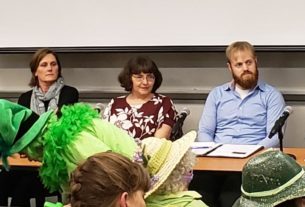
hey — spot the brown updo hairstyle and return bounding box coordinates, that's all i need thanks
[29,48,62,87]
[69,152,150,207]
[118,56,163,93]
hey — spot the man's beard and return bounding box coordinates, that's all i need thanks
[232,68,258,90]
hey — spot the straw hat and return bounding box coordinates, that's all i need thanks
[141,130,196,198]
[233,150,305,207]
[0,99,53,170]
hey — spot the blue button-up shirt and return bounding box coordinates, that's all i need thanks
[197,81,285,148]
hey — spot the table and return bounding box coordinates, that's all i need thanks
[193,148,305,172]
[2,148,305,172]
[1,155,41,169]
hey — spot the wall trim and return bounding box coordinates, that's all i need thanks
[1,91,304,103]
[2,45,305,54]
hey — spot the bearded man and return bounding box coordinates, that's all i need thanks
[192,41,285,207]
[197,41,285,148]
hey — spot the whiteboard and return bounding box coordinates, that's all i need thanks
[1,0,305,47]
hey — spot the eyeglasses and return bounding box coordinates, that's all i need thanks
[132,74,155,82]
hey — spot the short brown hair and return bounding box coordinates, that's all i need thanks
[69,152,150,207]
[118,56,163,92]
[225,41,256,63]
[29,48,62,87]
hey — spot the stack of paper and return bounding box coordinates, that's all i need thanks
[206,144,264,158]
[191,142,264,158]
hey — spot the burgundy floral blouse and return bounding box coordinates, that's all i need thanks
[103,93,177,139]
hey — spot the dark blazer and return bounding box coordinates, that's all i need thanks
[18,85,79,111]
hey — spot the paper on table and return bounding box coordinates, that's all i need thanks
[206,144,264,158]
[191,142,222,156]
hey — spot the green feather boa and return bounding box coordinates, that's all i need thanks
[39,103,99,192]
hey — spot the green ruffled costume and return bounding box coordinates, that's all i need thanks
[21,103,137,195]
[44,202,65,207]
[145,191,208,207]
[44,192,209,207]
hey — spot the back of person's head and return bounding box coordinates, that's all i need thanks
[140,131,197,198]
[154,149,196,194]
[233,150,305,207]
[29,48,62,87]
[118,56,163,92]
[69,152,150,207]
[226,41,256,63]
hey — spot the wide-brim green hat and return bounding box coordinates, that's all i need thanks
[233,150,305,207]
[0,99,53,170]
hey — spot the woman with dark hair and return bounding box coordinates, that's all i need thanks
[19,48,79,114]
[0,48,79,207]
[103,56,177,140]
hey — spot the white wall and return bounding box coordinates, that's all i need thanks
[1,0,305,47]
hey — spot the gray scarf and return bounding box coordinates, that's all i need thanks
[30,77,64,115]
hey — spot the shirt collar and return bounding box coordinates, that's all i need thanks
[223,80,266,92]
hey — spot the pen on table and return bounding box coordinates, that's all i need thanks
[232,151,246,154]
[192,146,211,149]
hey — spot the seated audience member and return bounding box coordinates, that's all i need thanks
[0,99,139,203]
[103,56,177,140]
[198,41,285,148]
[233,150,305,207]
[191,41,286,207]
[19,48,79,115]
[45,152,150,207]
[0,48,79,207]
[140,131,208,207]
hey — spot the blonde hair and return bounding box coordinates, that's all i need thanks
[69,152,150,207]
[226,41,256,63]
[154,150,196,194]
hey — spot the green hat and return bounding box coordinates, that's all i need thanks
[142,130,197,198]
[0,99,53,170]
[233,150,305,207]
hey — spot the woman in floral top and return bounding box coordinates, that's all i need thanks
[103,56,177,140]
